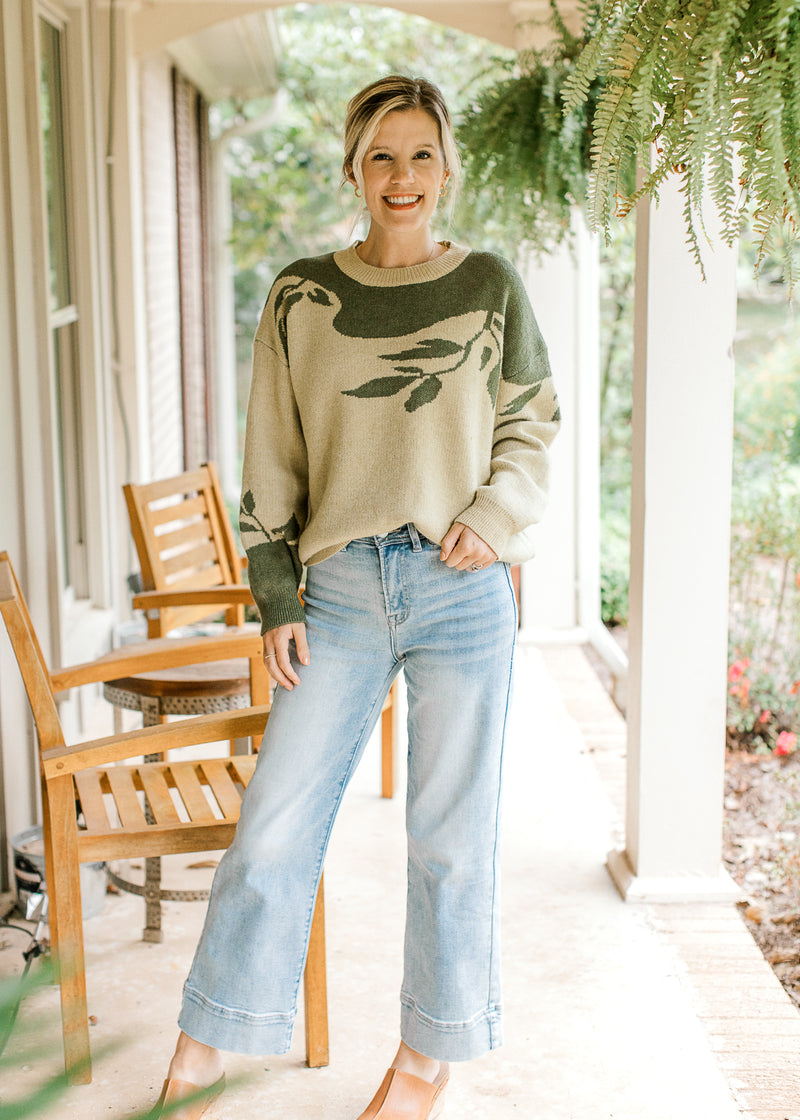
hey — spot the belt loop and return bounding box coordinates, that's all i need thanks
[407,523,422,551]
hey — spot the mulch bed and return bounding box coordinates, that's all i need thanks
[723,749,800,1008]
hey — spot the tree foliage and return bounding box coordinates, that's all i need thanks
[564,0,800,281]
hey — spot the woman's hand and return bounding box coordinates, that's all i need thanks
[262,624,309,690]
[439,523,498,572]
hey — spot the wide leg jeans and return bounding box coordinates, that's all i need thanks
[179,525,517,1062]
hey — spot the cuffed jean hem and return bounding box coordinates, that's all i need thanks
[178,984,295,1055]
[399,994,503,1062]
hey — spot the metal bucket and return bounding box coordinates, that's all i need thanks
[11,826,107,920]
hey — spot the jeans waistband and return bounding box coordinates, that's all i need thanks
[352,523,423,551]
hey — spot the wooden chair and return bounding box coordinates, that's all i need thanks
[123,463,397,798]
[0,552,328,1083]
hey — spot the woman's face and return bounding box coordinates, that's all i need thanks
[356,107,448,239]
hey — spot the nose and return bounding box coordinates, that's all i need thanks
[391,159,414,184]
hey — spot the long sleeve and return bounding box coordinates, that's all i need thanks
[239,305,309,633]
[454,264,560,557]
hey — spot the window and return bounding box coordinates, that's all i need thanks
[39,13,87,596]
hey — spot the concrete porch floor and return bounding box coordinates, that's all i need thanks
[2,643,799,1119]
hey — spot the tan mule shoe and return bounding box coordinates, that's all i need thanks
[355,1066,449,1120]
[150,1073,225,1120]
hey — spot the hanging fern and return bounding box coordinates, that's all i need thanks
[564,0,800,280]
[457,1,629,250]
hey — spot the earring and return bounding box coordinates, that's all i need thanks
[354,187,361,198]
[439,184,447,197]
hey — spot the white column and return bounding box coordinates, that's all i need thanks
[519,219,601,637]
[607,175,740,901]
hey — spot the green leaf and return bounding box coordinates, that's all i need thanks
[405,375,443,412]
[480,345,493,369]
[501,383,542,416]
[486,364,501,406]
[380,339,462,361]
[308,287,332,306]
[343,375,418,399]
[242,490,256,515]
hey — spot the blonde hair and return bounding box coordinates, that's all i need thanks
[342,75,461,223]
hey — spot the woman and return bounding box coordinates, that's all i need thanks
[154,74,559,1120]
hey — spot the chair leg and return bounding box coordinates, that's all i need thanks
[381,682,395,799]
[43,777,92,1084]
[303,874,329,1068]
[248,653,270,752]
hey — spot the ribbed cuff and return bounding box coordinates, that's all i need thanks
[454,495,517,560]
[254,590,306,635]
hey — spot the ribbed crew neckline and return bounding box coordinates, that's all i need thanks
[333,241,470,287]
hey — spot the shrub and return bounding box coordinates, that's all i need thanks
[600,510,629,627]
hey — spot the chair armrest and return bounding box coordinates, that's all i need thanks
[41,704,270,778]
[240,555,248,568]
[132,586,254,611]
[51,632,263,693]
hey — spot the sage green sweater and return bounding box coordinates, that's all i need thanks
[240,242,560,632]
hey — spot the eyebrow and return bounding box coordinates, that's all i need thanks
[367,141,438,153]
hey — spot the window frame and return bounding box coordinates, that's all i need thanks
[30,0,113,625]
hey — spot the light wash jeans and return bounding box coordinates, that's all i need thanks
[179,525,517,1061]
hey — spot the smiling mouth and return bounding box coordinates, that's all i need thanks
[384,194,422,210]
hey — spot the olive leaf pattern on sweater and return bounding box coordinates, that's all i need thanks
[273,279,335,362]
[270,273,554,417]
[341,309,551,414]
[240,490,300,549]
[341,310,503,413]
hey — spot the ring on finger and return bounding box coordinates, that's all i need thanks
[264,653,278,660]
[470,562,483,571]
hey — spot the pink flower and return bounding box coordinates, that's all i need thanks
[728,658,751,683]
[775,731,798,757]
[759,710,772,723]
[791,681,800,695]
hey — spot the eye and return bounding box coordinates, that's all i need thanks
[415,150,432,159]
[371,152,391,161]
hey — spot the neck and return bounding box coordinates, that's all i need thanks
[355,229,442,269]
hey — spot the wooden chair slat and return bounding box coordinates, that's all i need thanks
[162,541,218,578]
[169,764,217,822]
[148,494,208,528]
[73,770,111,832]
[227,755,258,790]
[136,468,210,505]
[138,767,182,824]
[105,768,148,830]
[163,566,224,593]
[200,759,246,819]
[155,520,214,557]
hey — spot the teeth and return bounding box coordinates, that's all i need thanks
[386,195,421,204]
